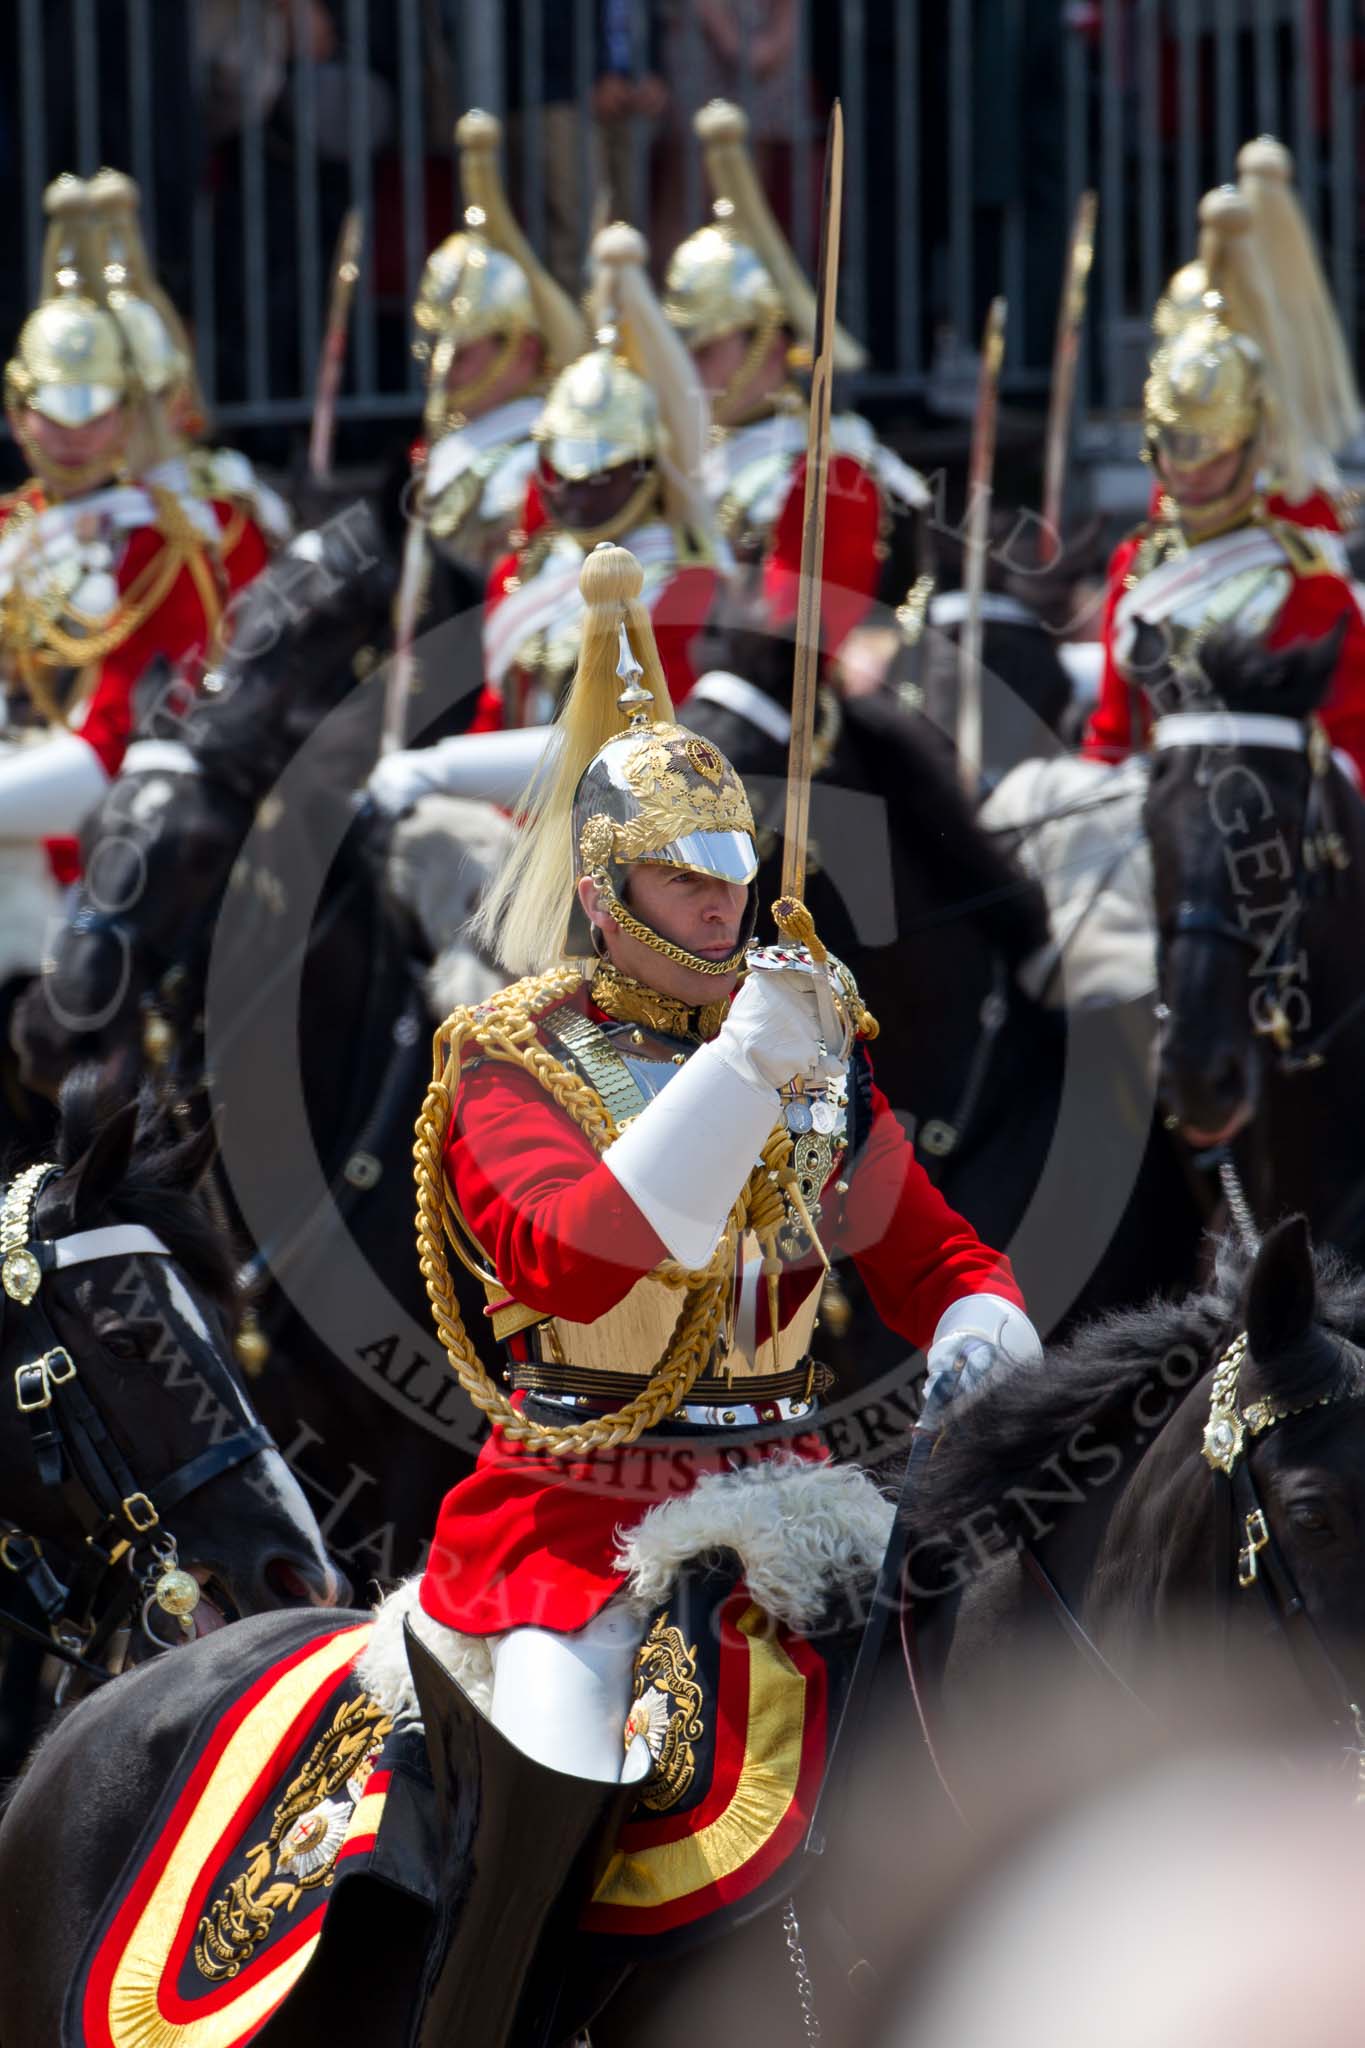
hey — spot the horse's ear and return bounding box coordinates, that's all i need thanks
[171,1111,220,1192]
[56,1097,140,1229]
[1245,1215,1317,1363]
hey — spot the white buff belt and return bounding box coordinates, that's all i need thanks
[483,520,681,688]
[1113,524,1289,674]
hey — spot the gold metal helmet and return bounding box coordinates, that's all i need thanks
[1149,180,1317,499]
[1144,309,1265,473]
[681,99,866,375]
[534,345,658,483]
[664,221,786,352]
[4,175,129,430]
[415,109,588,435]
[475,543,757,977]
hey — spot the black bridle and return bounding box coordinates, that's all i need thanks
[1154,710,1359,1077]
[0,1164,270,1683]
[1201,1330,1365,1753]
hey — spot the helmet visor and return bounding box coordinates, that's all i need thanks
[30,381,123,428]
[639,828,759,887]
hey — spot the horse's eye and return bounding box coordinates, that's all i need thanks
[100,1326,145,1363]
[1288,1502,1331,1537]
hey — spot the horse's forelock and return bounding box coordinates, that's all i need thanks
[20,1068,239,1316]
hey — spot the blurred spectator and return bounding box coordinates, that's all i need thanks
[654,0,804,260]
[504,3,668,295]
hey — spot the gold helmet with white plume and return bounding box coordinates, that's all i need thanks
[535,222,717,551]
[2,175,176,491]
[415,109,588,437]
[664,98,865,417]
[1144,183,1317,504]
[474,542,758,978]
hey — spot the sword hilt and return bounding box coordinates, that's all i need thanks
[772,895,828,965]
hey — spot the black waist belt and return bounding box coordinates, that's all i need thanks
[512,1359,832,1406]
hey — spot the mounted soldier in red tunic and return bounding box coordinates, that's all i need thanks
[0,172,275,1010]
[366,536,1041,1989]
[663,99,928,662]
[1084,161,1365,783]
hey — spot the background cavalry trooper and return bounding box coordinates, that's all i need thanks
[1083,161,1365,783]
[471,222,724,733]
[0,174,272,935]
[84,166,291,556]
[394,540,1040,1970]
[664,98,928,659]
[410,108,588,578]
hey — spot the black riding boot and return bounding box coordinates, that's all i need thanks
[404,1619,639,2048]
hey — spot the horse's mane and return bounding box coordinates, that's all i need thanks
[177,513,396,794]
[37,1068,239,1311]
[908,1238,1365,1539]
[839,690,1052,965]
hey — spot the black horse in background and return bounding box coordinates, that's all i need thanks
[893,1216,1365,1794]
[686,596,1204,1354]
[0,1071,338,1776]
[12,517,493,1587]
[1144,629,1365,1258]
[6,1216,1365,2047]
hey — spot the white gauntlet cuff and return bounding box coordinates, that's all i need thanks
[601,1042,778,1269]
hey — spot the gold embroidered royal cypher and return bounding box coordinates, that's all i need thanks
[623,1615,705,1813]
[194,1691,392,1983]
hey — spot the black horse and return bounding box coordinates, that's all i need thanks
[0,1070,338,1774]
[685,601,1204,1344]
[903,1215,1365,1761]
[5,1217,1364,2048]
[1144,629,1365,1255]
[12,520,493,1586]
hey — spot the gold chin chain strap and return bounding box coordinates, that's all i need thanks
[412,969,797,1457]
[581,856,748,979]
[717,305,784,427]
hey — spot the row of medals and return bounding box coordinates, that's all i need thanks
[779,1070,848,1259]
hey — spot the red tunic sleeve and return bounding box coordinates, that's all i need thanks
[449,1034,1023,1354]
[764,453,882,654]
[1081,532,1146,764]
[215,500,271,592]
[648,562,718,707]
[446,1055,669,1322]
[832,1077,1023,1351]
[74,521,229,778]
[1270,570,1365,784]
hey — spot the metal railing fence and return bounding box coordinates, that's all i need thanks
[2,1,1359,446]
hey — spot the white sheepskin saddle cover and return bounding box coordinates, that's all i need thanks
[355,1455,894,1728]
[982,753,1155,1008]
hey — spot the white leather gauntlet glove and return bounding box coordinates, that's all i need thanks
[709,962,844,1094]
[0,732,109,840]
[601,968,844,1269]
[922,1292,1042,1423]
[367,726,555,817]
